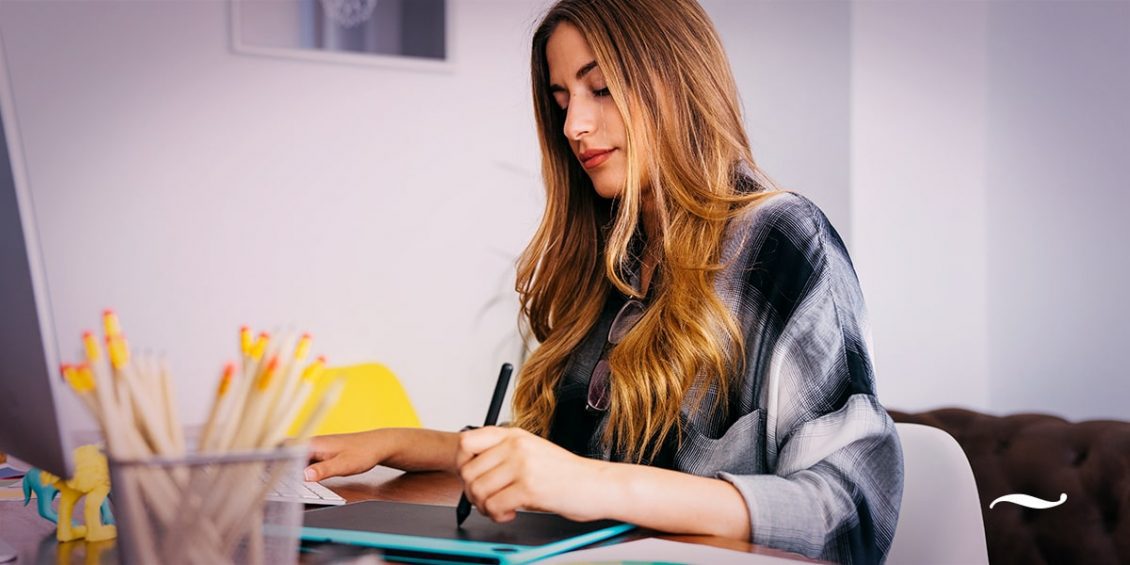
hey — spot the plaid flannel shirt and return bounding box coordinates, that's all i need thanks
[548,191,904,564]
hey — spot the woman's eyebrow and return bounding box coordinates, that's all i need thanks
[549,60,599,92]
[574,60,598,80]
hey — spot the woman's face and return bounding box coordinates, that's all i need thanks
[546,22,629,199]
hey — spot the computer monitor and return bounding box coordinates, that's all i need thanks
[0,52,77,562]
[0,71,74,479]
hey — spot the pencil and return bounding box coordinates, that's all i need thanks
[61,364,101,424]
[159,357,185,454]
[82,332,120,434]
[262,356,325,447]
[456,362,513,527]
[290,376,346,442]
[198,362,236,450]
[230,354,280,449]
[266,333,311,428]
[213,330,269,451]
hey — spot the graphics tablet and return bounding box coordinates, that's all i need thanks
[300,500,634,564]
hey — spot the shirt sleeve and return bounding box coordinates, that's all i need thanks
[717,194,904,564]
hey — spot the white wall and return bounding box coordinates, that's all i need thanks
[2,0,1124,430]
[0,0,547,431]
[852,0,1130,420]
[704,0,852,242]
[851,1,991,413]
[0,0,852,431]
[985,1,1130,420]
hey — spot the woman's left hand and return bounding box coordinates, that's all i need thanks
[455,426,609,523]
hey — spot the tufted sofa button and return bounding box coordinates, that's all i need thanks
[1073,450,1088,466]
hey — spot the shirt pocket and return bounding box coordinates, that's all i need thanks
[673,408,764,477]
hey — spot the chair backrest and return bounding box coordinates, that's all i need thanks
[887,423,989,565]
[287,362,420,436]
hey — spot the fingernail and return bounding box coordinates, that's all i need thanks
[304,468,315,481]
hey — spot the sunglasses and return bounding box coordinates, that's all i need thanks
[587,298,647,412]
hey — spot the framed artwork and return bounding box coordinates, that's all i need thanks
[231,0,450,71]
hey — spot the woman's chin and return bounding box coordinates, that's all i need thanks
[590,177,625,200]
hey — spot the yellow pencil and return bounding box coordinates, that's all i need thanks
[82,331,120,422]
[263,356,326,447]
[214,330,269,451]
[159,357,185,454]
[102,309,121,339]
[199,362,236,451]
[291,377,347,443]
[230,354,280,449]
[266,333,311,431]
[110,338,175,456]
[239,326,253,358]
[61,364,101,423]
[105,332,135,426]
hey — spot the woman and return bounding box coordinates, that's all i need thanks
[305,0,903,562]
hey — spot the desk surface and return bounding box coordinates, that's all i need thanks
[0,466,820,563]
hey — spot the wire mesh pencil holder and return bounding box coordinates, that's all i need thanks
[108,445,307,565]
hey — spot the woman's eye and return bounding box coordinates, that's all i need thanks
[594,87,611,97]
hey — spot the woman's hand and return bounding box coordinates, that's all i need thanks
[304,430,388,481]
[456,426,608,523]
[305,428,462,480]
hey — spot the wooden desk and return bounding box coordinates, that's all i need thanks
[0,466,820,563]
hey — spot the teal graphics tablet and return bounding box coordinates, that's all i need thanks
[300,501,635,564]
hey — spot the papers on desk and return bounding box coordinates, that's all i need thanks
[0,467,23,481]
[0,481,30,501]
[540,538,804,564]
[0,461,28,501]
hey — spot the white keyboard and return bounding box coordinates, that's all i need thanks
[267,475,347,506]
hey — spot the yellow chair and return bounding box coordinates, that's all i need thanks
[287,362,420,436]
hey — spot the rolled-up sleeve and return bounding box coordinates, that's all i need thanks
[717,194,903,564]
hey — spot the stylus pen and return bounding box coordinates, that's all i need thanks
[456,362,514,527]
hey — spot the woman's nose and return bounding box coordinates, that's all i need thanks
[563,98,598,141]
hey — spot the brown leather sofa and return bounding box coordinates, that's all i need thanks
[888,408,1130,564]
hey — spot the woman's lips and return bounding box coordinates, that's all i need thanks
[581,149,615,169]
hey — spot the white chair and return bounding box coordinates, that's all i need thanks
[887,423,989,565]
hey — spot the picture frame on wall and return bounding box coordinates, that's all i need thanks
[231,0,450,72]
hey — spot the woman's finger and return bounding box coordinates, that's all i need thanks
[457,426,514,459]
[454,427,511,470]
[464,455,521,508]
[306,437,337,462]
[458,440,512,487]
[480,481,528,523]
[304,454,355,481]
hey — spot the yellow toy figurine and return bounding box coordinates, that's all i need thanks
[24,445,116,542]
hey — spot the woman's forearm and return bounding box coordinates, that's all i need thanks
[374,427,461,472]
[594,461,752,540]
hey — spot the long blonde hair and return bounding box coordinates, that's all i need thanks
[513,0,779,463]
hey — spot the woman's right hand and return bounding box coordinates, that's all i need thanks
[304,430,388,481]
